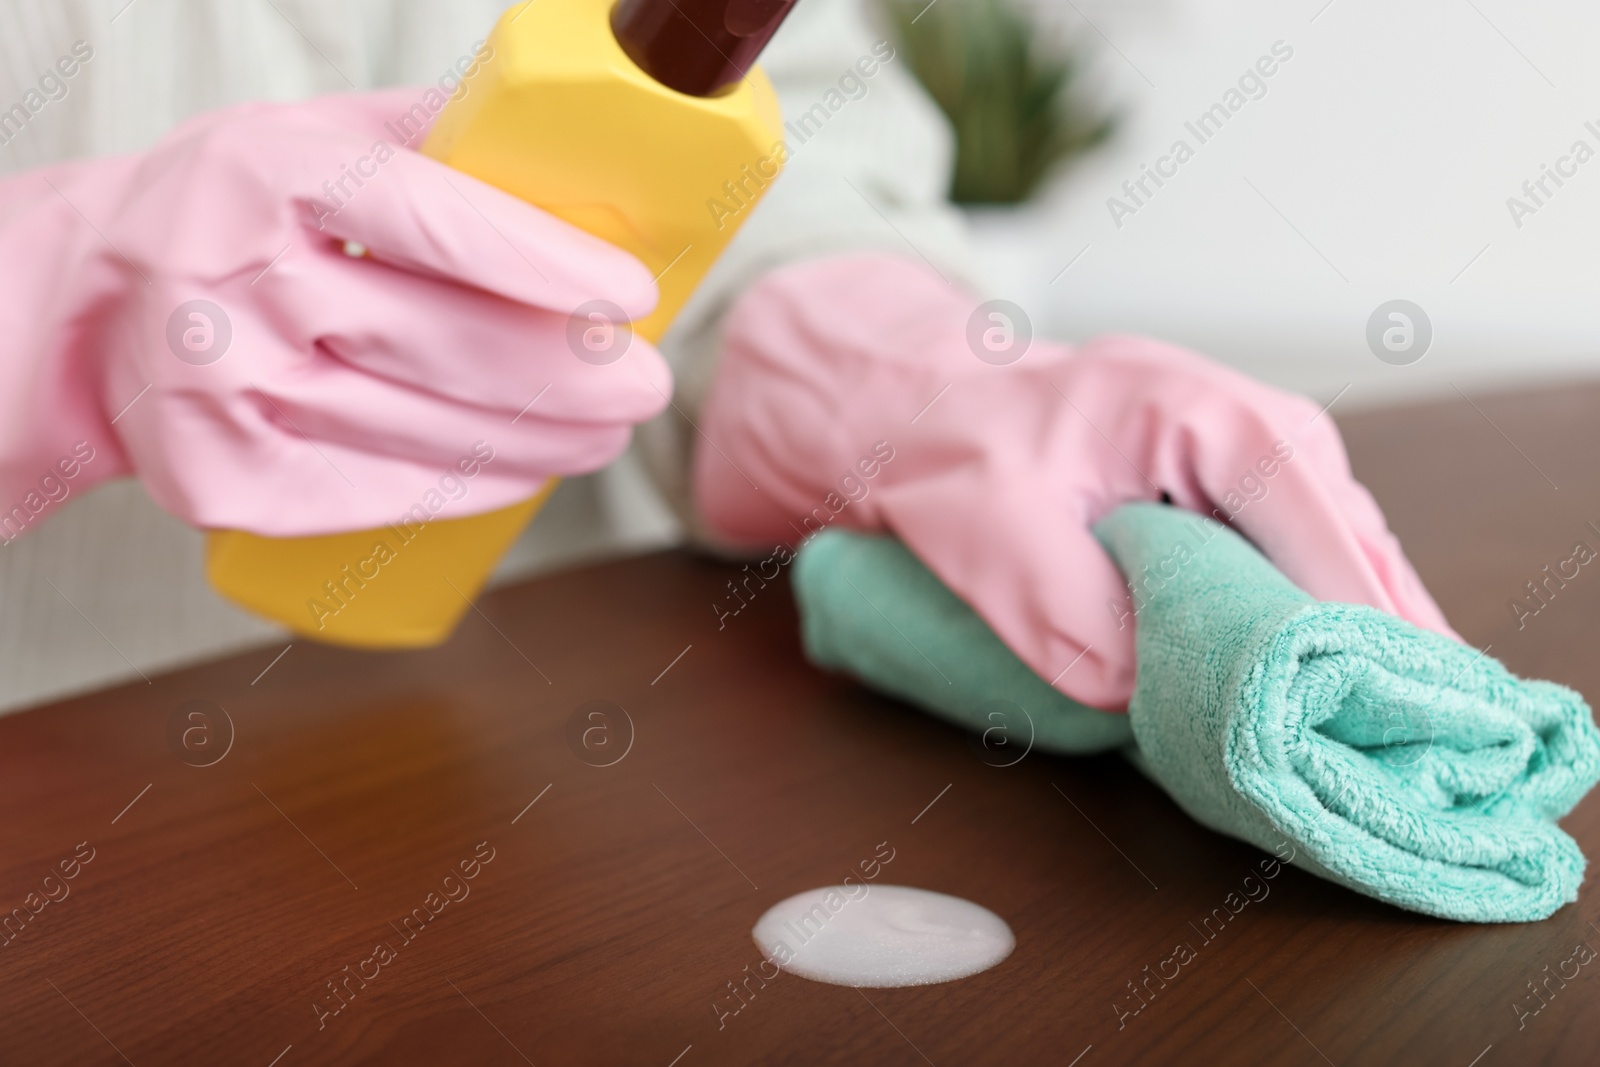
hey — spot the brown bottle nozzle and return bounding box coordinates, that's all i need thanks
[611,0,799,98]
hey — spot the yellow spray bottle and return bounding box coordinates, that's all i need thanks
[205,0,797,647]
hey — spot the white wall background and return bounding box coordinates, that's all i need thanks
[966,0,1600,409]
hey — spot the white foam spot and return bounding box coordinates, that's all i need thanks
[751,884,1014,988]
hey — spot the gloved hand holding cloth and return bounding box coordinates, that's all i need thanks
[696,252,1600,922]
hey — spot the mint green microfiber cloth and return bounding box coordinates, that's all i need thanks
[792,503,1600,923]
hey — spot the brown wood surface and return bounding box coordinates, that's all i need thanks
[3,383,1600,1066]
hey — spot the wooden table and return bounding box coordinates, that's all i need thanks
[4,383,1600,1067]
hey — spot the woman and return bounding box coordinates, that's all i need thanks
[0,0,1448,711]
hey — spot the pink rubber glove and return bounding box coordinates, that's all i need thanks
[0,90,669,540]
[696,253,1456,711]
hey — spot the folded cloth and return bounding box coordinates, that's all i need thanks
[793,503,1600,923]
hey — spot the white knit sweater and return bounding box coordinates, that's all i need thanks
[0,0,970,711]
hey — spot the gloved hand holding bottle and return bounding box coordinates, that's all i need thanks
[695,252,1459,711]
[0,89,670,542]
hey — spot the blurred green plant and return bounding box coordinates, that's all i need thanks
[883,0,1115,205]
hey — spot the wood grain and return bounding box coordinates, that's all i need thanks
[3,383,1599,1066]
